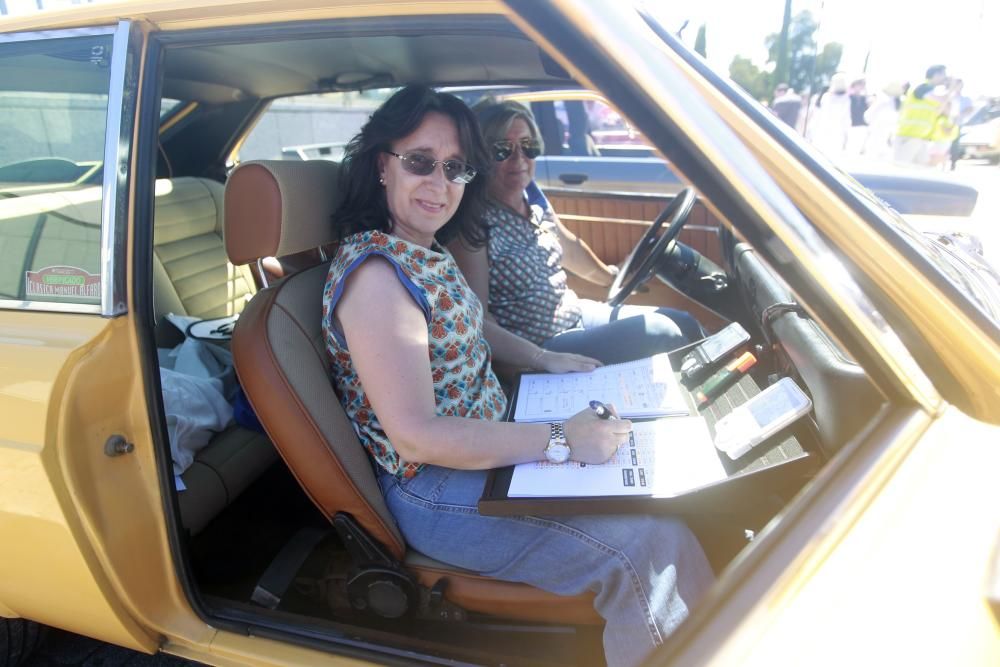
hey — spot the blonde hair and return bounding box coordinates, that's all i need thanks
[472,98,545,153]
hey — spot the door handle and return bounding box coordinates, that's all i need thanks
[558,173,588,185]
[104,434,134,457]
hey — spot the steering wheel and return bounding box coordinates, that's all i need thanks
[606,188,696,307]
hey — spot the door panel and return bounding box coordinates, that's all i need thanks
[547,189,730,332]
[0,313,159,652]
[0,22,183,650]
[547,189,723,265]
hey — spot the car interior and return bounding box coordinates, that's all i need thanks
[0,11,896,667]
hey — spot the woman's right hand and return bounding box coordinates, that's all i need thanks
[563,405,632,464]
[534,349,601,373]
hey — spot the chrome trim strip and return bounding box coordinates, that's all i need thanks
[0,299,102,315]
[558,212,719,232]
[256,258,270,289]
[100,21,139,317]
[544,186,682,201]
[0,26,115,42]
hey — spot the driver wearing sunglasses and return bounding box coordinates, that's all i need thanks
[491,138,543,162]
[450,99,703,373]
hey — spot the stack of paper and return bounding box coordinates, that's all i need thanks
[513,353,689,422]
[507,417,725,498]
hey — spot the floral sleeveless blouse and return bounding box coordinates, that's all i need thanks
[485,202,582,345]
[322,230,507,479]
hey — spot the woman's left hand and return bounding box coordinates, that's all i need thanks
[534,350,601,373]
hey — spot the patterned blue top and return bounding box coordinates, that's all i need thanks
[485,202,582,344]
[322,230,508,479]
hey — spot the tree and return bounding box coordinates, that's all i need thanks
[764,10,842,95]
[729,56,772,103]
[728,9,842,102]
[694,24,707,58]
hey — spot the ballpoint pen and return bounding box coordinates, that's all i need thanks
[588,400,617,420]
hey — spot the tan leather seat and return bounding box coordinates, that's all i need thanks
[152,177,256,320]
[151,177,276,534]
[0,179,274,535]
[224,159,600,625]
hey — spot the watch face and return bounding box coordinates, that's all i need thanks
[546,443,571,464]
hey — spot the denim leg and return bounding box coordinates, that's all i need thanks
[543,300,702,364]
[380,466,714,667]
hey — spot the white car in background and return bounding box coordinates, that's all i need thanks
[960,98,1000,164]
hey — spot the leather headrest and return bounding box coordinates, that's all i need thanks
[224,159,341,265]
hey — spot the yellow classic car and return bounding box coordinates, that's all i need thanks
[1,1,999,666]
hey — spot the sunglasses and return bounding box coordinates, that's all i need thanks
[384,151,477,184]
[493,139,542,162]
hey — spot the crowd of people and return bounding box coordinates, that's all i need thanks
[768,64,975,169]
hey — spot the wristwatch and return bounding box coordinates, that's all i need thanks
[543,423,571,463]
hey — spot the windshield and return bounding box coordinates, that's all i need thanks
[636,6,1000,339]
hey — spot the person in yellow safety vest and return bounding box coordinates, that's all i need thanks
[893,64,950,166]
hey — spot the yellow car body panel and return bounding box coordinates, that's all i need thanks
[0,313,158,652]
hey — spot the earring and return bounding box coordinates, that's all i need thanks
[379,176,385,186]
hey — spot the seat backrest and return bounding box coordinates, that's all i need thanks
[0,177,248,321]
[152,176,256,320]
[224,160,407,559]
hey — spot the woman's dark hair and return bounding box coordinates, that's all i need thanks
[333,85,492,248]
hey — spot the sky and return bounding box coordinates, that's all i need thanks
[647,0,999,99]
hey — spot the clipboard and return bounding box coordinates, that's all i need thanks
[478,367,818,517]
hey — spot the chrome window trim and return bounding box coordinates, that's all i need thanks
[0,25,116,316]
[100,20,139,318]
[0,26,115,43]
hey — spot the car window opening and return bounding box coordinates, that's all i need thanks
[138,14,922,667]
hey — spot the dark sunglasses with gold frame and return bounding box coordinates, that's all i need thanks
[492,138,542,162]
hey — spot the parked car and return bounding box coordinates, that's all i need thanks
[960,98,1000,163]
[1,2,999,667]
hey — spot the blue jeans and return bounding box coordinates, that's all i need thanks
[543,300,703,364]
[379,465,714,667]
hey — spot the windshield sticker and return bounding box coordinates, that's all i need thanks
[25,266,100,300]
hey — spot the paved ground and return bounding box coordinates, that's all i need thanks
[22,629,200,666]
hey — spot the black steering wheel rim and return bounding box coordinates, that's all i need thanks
[606,188,696,307]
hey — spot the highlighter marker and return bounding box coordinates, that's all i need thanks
[695,351,757,406]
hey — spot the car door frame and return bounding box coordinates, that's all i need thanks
[0,19,180,654]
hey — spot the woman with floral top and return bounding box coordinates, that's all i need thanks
[450,99,703,373]
[321,85,712,667]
